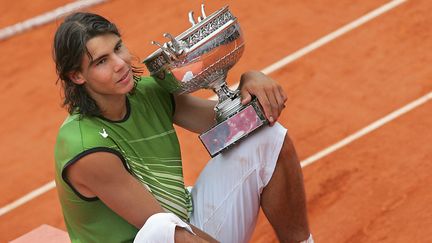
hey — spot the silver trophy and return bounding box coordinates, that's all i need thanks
[143,4,268,157]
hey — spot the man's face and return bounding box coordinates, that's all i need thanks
[76,33,134,98]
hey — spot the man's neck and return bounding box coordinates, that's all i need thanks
[98,95,128,121]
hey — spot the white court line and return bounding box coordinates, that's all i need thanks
[2,91,430,217]
[260,0,408,75]
[221,0,407,93]
[0,0,408,217]
[301,91,432,168]
[0,0,106,41]
[0,181,56,216]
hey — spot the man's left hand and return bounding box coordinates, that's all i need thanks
[239,70,287,126]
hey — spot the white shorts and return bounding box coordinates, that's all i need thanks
[190,122,287,243]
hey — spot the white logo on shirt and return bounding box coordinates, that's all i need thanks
[99,128,108,138]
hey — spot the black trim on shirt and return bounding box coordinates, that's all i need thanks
[61,147,130,202]
[97,98,131,123]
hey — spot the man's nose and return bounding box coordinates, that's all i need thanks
[113,54,126,72]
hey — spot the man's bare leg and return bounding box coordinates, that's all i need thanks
[260,134,310,243]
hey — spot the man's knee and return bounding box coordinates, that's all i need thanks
[279,133,300,164]
[239,123,287,153]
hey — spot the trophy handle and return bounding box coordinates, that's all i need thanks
[213,78,237,101]
[212,78,243,122]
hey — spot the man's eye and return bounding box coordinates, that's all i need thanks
[115,43,122,51]
[96,59,106,65]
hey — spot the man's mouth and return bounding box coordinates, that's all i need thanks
[117,69,131,83]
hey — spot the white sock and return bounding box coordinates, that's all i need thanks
[300,234,314,243]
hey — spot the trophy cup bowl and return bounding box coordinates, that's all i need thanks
[143,4,268,157]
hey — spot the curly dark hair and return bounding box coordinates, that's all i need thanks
[53,12,142,117]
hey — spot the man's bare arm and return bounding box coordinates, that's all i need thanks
[173,94,217,134]
[66,151,217,242]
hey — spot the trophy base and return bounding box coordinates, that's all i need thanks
[199,99,268,157]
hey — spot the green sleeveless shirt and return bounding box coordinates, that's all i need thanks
[54,76,192,243]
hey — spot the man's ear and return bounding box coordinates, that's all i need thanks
[68,71,86,85]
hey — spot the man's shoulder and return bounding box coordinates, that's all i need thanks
[57,114,82,142]
[55,115,115,163]
[57,114,103,140]
[133,76,173,111]
[134,75,167,96]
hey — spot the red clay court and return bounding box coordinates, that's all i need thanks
[0,0,431,242]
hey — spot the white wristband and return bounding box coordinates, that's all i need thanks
[133,213,195,243]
